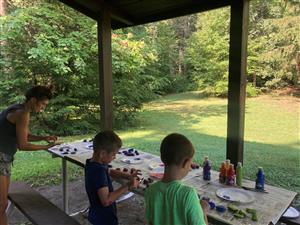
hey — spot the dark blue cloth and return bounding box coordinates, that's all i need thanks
[0,104,24,161]
[85,159,118,225]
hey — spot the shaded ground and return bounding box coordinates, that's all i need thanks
[8,179,146,225]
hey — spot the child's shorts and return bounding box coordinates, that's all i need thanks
[0,152,12,176]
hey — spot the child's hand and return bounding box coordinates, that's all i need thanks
[44,135,58,143]
[128,177,139,190]
[129,169,142,178]
[200,199,210,214]
[124,168,142,180]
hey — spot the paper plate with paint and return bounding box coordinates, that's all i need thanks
[149,165,164,179]
[121,157,143,164]
[148,162,164,170]
[85,144,93,150]
[216,188,255,203]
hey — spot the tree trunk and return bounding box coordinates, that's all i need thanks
[0,0,7,16]
[172,15,196,76]
[253,73,256,87]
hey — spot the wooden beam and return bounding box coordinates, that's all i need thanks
[226,0,249,166]
[79,0,134,25]
[98,8,113,131]
[60,0,134,26]
[59,0,98,20]
[110,10,133,26]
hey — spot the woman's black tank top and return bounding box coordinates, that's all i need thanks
[0,104,24,161]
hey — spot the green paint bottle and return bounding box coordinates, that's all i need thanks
[236,162,243,186]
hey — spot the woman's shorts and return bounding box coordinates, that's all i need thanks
[0,152,12,176]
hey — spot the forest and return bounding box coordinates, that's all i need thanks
[0,0,299,135]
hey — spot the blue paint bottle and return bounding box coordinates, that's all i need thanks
[255,167,265,190]
[203,156,211,181]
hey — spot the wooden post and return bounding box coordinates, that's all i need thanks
[97,9,113,130]
[226,0,249,166]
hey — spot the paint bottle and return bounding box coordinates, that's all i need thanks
[236,162,243,187]
[225,159,230,169]
[203,156,211,181]
[255,167,265,190]
[219,161,226,183]
[226,164,235,185]
[225,159,230,183]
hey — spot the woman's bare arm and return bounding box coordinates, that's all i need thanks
[15,111,55,150]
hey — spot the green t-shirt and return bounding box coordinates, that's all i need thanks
[145,180,206,225]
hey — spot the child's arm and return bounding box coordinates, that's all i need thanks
[109,169,131,179]
[97,177,139,207]
[200,200,209,225]
[109,168,141,180]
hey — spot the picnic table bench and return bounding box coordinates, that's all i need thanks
[8,181,81,225]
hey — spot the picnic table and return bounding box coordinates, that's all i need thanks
[48,140,297,225]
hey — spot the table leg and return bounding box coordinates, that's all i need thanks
[62,158,69,213]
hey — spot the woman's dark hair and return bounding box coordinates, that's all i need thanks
[160,133,195,166]
[25,86,52,102]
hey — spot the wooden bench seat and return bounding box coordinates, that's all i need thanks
[8,181,81,225]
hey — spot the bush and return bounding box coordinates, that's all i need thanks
[246,84,260,97]
[162,75,193,94]
[195,82,260,98]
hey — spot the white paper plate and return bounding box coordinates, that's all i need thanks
[151,166,164,174]
[283,206,300,218]
[149,162,164,170]
[121,157,143,164]
[116,192,134,203]
[216,188,255,203]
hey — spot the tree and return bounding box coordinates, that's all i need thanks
[248,0,300,88]
[0,1,158,134]
[186,8,230,96]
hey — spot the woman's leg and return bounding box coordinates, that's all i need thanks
[0,175,9,225]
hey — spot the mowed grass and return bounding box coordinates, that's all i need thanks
[12,92,300,205]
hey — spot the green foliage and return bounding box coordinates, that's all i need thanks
[186,1,299,94]
[0,0,299,135]
[246,84,260,97]
[0,2,158,134]
[186,8,230,93]
[111,32,159,127]
[248,0,300,89]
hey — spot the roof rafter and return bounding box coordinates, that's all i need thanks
[60,0,134,26]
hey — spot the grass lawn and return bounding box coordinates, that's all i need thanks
[12,92,300,205]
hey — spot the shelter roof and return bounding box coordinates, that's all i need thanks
[59,0,231,29]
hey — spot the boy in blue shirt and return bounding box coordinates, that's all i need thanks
[85,131,139,225]
[145,133,209,225]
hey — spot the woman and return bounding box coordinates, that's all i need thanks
[0,86,59,225]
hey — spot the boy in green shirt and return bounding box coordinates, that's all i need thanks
[145,133,209,225]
